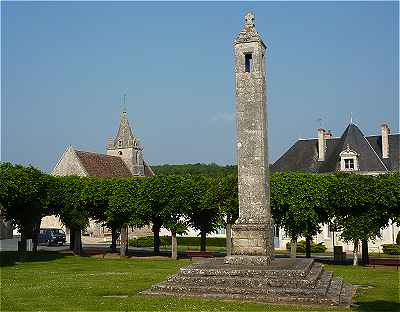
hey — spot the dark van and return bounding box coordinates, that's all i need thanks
[38,228,66,246]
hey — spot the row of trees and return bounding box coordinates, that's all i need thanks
[271,172,399,264]
[1,162,399,264]
[152,163,237,176]
[0,163,238,257]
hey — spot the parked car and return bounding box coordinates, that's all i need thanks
[38,228,66,246]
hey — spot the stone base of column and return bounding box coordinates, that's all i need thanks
[228,222,273,265]
[224,255,272,266]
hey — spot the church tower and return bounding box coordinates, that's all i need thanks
[229,12,273,261]
[106,110,145,176]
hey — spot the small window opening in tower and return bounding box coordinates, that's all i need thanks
[118,140,122,147]
[118,151,123,156]
[245,53,253,73]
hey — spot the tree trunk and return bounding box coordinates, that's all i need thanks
[361,239,369,265]
[171,230,177,260]
[32,227,39,252]
[18,231,27,252]
[32,219,41,252]
[69,227,75,251]
[305,236,312,258]
[120,226,128,256]
[73,228,82,255]
[353,239,359,266]
[290,237,297,258]
[152,221,161,255]
[200,230,207,252]
[226,223,232,256]
[110,226,118,252]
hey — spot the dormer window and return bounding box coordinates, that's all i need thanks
[339,145,359,171]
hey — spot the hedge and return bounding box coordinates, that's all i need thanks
[129,236,226,247]
[382,244,400,255]
[286,240,327,253]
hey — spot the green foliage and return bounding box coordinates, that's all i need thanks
[48,175,90,230]
[211,174,239,225]
[329,173,390,244]
[396,232,400,245]
[0,162,50,237]
[128,236,226,247]
[271,172,333,241]
[285,240,327,253]
[382,244,400,255]
[152,163,237,176]
[176,236,226,247]
[185,175,222,236]
[107,178,143,228]
[374,172,400,226]
[129,236,171,247]
[1,161,399,257]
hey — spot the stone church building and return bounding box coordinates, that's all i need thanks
[41,110,154,237]
[271,122,399,252]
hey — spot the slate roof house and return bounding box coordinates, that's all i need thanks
[271,123,399,252]
[41,110,154,237]
[271,123,399,174]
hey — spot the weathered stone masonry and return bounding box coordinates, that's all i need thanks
[230,12,273,260]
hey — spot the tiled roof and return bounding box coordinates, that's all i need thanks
[75,150,133,178]
[271,124,399,173]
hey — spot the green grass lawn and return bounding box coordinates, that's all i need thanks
[1,252,398,311]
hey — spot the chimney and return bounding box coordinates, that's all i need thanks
[318,128,326,161]
[324,130,332,139]
[381,124,390,159]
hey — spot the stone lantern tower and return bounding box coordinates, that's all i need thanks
[228,12,273,264]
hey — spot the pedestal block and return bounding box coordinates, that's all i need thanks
[231,222,273,256]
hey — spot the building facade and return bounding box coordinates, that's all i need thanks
[271,123,399,252]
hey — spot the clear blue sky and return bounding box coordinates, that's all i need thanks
[2,1,398,173]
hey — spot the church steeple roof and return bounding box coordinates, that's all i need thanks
[111,110,140,149]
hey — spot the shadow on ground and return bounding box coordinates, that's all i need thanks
[356,300,400,311]
[0,251,68,267]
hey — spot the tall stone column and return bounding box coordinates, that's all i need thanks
[226,12,273,265]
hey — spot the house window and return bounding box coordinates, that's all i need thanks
[339,145,359,171]
[344,158,354,170]
[245,53,253,73]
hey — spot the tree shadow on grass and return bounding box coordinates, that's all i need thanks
[356,300,400,311]
[0,251,68,267]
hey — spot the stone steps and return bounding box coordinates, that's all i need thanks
[167,264,325,289]
[153,275,331,298]
[340,281,354,306]
[180,258,314,278]
[142,258,353,307]
[144,282,344,306]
